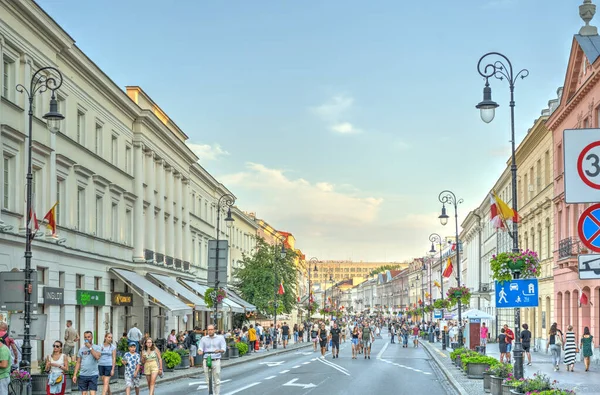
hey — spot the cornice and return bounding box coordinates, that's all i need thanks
[55,154,75,169]
[109,183,126,195]
[1,123,26,143]
[92,174,110,188]
[548,72,600,131]
[74,164,94,179]
[123,191,137,203]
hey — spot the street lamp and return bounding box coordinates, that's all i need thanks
[421,263,426,324]
[438,190,463,347]
[273,241,287,349]
[17,66,64,374]
[308,257,318,317]
[213,193,235,326]
[429,233,447,349]
[476,51,528,379]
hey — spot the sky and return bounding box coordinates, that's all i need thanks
[37,0,584,262]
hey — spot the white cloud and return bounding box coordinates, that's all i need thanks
[312,94,363,135]
[331,122,360,134]
[187,143,229,161]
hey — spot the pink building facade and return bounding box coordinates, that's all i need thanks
[547,18,600,345]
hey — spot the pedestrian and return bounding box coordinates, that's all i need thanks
[122,342,141,395]
[141,338,162,395]
[298,324,304,343]
[0,338,9,395]
[127,324,143,354]
[546,323,563,371]
[310,324,318,352]
[73,330,102,395]
[351,326,360,359]
[44,340,68,395]
[497,328,507,363]
[167,330,177,351]
[0,322,18,368]
[98,332,116,395]
[520,323,532,365]
[198,325,226,395]
[184,330,196,367]
[563,325,577,372]
[281,322,290,348]
[317,323,328,358]
[480,322,488,349]
[64,320,79,361]
[247,325,257,353]
[503,324,514,362]
[293,323,299,344]
[580,326,594,372]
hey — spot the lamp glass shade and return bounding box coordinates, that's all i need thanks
[429,243,436,254]
[280,244,286,259]
[225,208,234,228]
[480,107,496,123]
[43,95,64,134]
[439,205,449,226]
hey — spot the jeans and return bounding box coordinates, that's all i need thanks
[203,358,221,395]
[0,377,9,395]
[293,332,298,343]
[550,344,561,366]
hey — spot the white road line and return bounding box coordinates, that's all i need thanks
[292,365,301,368]
[279,369,290,374]
[222,382,261,395]
[302,361,310,365]
[316,357,350,376]
[264,375,276,380]
[376,341,389,359]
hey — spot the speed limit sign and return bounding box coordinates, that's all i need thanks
[564,128,600,203]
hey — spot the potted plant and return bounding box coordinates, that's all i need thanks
[66,361,77,393]
[461,354,498,379]
[236,341,249,357]
[446,285,471,307]
[510,373,553,395]
[204,287,226,308]
[162,350,181,372]
[174,348,190,369]
[502,373,523,395]
[488,363,512,395]
[10,369,30,395]
[433,299,449,309]
[490,250,541,284]
[117,337,129,357]
[228,338,239,358]
[32,359,49,395]
[115,356,125,379]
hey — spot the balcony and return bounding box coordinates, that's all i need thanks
[175,259,182,270]
[155,253,164,265]
[558,237,584,259]
[183,261,190,271]
[144,249,154,263]
[165,256,174,266]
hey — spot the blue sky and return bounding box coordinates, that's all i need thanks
[38,0,582,261]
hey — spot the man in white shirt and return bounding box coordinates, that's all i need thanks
[198,325,226,395]
[255,323,263,348]
[127,323,143,353]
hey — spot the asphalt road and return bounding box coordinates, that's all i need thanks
[137,334,456,395]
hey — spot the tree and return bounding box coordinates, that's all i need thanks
[233,237,298,316]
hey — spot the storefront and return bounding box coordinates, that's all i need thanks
[75,289,106,343]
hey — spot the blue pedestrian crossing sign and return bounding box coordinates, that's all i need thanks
[495,279,539,308]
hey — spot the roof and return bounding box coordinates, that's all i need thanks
[575,34,600,64]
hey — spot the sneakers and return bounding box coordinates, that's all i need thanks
[527,362,532,366]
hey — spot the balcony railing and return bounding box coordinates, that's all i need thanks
[175,259,182,270]
[144,249,154,262]
[165,256,174,266]
[183,261,190,271]
[558,237,583,259]
[155,253,164,264]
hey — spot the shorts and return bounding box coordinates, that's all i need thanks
[351,338,359,346]
[125,375,140,388]
[522,343,530,352]
[98,365,112,377]
[362,340,371,349]
[319,339,327,348]
[331,340,340,350]
[480,338,487,346]
[144,360,159,376]
[78,375,99,392]
[190,345,197,357]
[312,337,318,343]
[63,344,75,356]
[506,343,512,353]
[282,335,289,341]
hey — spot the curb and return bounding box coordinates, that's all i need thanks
[111,343,312,394]
[419,340,469,395]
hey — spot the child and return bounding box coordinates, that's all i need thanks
[123,342,141,395]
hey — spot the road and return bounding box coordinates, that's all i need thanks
[137,336,457,395]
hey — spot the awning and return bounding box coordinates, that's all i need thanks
[110,268,192,316]
[148,273,210,311]
[181,280,244,313]
[225,288,256,312]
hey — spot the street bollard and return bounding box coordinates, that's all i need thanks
[441,330,446,350]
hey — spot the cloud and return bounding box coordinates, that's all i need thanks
[312,94,363,135]
[187,143,229,161]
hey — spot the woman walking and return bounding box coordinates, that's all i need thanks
[546,323,563,371]
[248,325,257,353]
[44,340,68,395]
[298,324,304,343]
[497,328,507,363]
[317,323,328,358]
[293,324,299,344]
[580,326,594,372]
[351,326,360,359]
[563,325,577,372]
[311,324,319,352]
[99,333,116,395]
[141,338,162,395]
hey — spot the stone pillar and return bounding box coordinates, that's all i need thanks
[156,159,165,258]
[174,172,182,260]
[165,165,174,260]
[145,150,155,256]
[132,142,144,261]
[183,178,191,264]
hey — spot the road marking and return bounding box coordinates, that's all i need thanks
[264,375,276,380]
[302,361,310,365]
[222,382,261,395]
[279,369,290,374]
[316,357,350,376]
[292,365,301,368]
[376,341,389,359]
[283,378,317,389]
[259,361,285,367]
[311,358,317,361]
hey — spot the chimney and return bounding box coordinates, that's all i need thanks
[580,0,598,36]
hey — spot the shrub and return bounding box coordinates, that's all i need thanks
[162,350,182,369]
[461,354,499,370]
[514,372,553,393]
[487,363,513,378]
[174,348,190,357]
[117,337,129,353]
[236,342,249,356]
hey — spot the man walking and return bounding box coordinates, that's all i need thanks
[0,339,11,395]
[127,323,143,353]
[198,325,226,395]
[480,322,488,351]
[73,331,102,395]
[64,320,79,359]
[329,322,341,359]
[281,322,290,348]
[503,324,514,362]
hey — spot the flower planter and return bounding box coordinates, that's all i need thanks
[175,356,190,370]
[31,374,48,395]
[455,355,462,368]
[194,354,203,366]
[221,348,230,361]
[228,346,239,358]
[483,371,492,393]
[9,381,27,395]
[490,375,504,395]
[502,384,515,395]
[117,365,125,379]
[509,390,525,395]
[467,362,490,379]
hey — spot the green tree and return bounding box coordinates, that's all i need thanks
[233,237,298,315]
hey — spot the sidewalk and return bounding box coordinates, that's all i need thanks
[420,340,600,394]
[106,341,312,394]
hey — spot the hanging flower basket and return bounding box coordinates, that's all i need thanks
[433,299,449,309]
[446,285,470,307]
[204,288,226,308]
[424,305,434,313]
[490,250,541,284]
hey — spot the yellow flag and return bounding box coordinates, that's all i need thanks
[493,191,515,221]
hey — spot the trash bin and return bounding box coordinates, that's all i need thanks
[428,332,434,343]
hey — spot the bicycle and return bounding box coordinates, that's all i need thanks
[200,350,222,395]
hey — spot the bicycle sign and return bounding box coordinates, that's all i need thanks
[564,128,600,203]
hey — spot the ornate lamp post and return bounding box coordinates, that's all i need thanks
[213,194,235,325]
[421,263,426,324]
[272,241,287,349]
[17,66,65,375]
[308,257,318,316]
[476,51,528,379]
[429,232,446,349]
[438,190,463,347]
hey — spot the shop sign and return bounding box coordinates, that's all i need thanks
[112,292,133,306]
[43,287,64,305]
[76,290,105,306]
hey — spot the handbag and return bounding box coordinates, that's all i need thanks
[555,334,562,347]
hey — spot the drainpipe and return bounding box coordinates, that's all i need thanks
[472,212,482,310]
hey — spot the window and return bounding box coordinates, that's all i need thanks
[77,187,85,231]
[3,157,9,209]
[94,276,102,291]
[545,150,550,185]
[2,59,8,98]
[76,111,85,144]
[95,123,102,155]
[95,196,103,236]
[110,279,115,293]
[125,146,132,173]
[125,208,132,244]
[59,271,65,288]
[111,135,118,165]
[111,202,118,241]
[36,266,48,285]
[76,274,83,289]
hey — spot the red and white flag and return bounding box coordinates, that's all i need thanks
[489,194,505,229]
[580,292,588,306]
[28,208,39,238]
